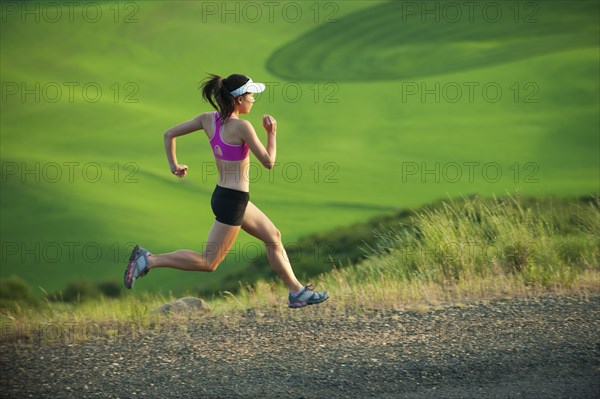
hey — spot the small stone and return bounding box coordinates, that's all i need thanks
[153,297,210,315]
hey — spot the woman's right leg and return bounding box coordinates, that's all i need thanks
[240,201,329,308]
[146,220,240,272]
[241,201,303,292]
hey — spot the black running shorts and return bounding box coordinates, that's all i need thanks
[210,185,249,226]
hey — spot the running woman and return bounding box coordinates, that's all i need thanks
[124,74,328,308]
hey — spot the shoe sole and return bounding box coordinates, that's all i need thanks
[289,295,329,309]
[124,244,140,289]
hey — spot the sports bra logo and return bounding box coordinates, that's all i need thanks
[214,145,223,157]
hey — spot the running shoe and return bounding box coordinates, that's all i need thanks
[124,245,151,289]
[288,283,329,308]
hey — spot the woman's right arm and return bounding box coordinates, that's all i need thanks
[241,114,277,169]
[164,113,207,178]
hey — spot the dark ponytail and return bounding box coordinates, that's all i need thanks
[201,73,250,122]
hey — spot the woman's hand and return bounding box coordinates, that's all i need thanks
[171,164,188,178]
[263,114,277,135]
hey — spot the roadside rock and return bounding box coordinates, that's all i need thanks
[153,297,210,315]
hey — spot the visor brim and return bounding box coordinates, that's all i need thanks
[230,79,266,97]
[245,82,265,94]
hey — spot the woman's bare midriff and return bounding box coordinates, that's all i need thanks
[215,157,250,192]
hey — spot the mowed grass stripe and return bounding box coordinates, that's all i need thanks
[267,1,599,81]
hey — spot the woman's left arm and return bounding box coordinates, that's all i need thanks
[163,113,207,178]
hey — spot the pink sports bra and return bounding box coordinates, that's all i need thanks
[210,112,249,161]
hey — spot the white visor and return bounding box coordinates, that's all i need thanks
[229,78,265,97]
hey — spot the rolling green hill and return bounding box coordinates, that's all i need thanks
[1,1,598,296]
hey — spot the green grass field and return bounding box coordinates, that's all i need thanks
[1,1,598,296]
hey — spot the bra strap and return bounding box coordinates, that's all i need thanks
[214,112,222,137]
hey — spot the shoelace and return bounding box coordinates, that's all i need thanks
[292,283,314,298]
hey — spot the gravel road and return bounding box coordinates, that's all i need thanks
[1,294,599,398]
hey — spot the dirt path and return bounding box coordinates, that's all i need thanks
[1,294,599,398]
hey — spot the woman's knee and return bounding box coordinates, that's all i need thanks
[204,257,222,272]
[200,251,223,272]
[207,262,220,272]
[265,228,281,246]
